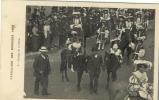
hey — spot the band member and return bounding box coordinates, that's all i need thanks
[87,47,103,94]
[33,46,51,95]
[96,22,109,50]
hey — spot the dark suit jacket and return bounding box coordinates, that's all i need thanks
[87,54,103,73]
[60,49,70,71]
[72,54,86,72]
[119,31,130,49]
[33,54,51,77]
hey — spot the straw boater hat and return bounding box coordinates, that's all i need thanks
[39,46,48,52]
[73,11,80,15]
[73,11,81,17]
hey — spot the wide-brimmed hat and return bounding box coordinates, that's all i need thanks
[134,60,152,70]
[39,46,48,52]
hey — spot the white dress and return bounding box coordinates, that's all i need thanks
[129,71,152,100]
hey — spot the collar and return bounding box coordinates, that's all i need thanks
[41,54,46,60]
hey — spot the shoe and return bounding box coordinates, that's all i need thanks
[77,87,81,92]
[90,90,93,94]
[34,91,39,95]
[94,91,98,95]
[42,92,50,95]
[66,78,69,82]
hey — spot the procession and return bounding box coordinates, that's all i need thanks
[24,6,155,100]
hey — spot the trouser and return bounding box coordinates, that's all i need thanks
[112,71,117,81]
[77,70,84,89]
[89,71,100,93]
[61,69,69,82]
[34,75,48,95]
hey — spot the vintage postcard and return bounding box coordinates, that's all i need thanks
[0,0,159,100]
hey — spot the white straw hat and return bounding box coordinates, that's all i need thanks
[39,46,48,52]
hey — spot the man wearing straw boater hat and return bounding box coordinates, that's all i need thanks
[33,46,51,95]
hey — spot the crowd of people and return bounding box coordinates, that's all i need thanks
[25,6,154,52]
[29,6,154,99]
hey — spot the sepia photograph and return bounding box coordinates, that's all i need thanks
[24,5,155,100]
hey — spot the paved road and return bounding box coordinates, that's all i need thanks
[24,20,154,100]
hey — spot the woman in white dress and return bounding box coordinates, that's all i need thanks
[127,61,153,100]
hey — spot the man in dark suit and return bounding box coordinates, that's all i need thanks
[87,47,103,94]
[60,47,70,82]
[33,46,51,95]
[71,51,87,92]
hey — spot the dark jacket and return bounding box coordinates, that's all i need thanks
[72,54,86,72]
[33,54,51,77]
[60,49,70,71]
[87,54,103,73]
[119,31,130,49]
